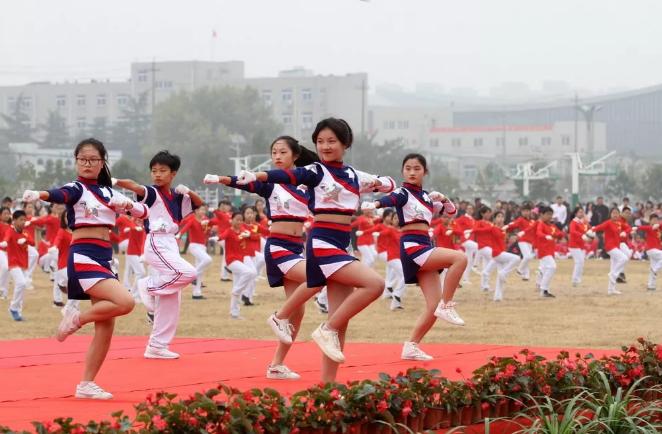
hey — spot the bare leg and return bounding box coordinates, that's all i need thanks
[408,271,442,343]
[271,277,306,366]
[79,279,135,325]
[82,315,115,381]
[320,282,352,383]
[420,248,467,303]
[275,262,321,319]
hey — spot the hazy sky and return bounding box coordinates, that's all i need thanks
[2,0,661,95]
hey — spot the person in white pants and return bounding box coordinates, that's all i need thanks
[473,206,495,291]
[589,207,630,295]
[455,204,477,283]
[502,205,537,281]
[177,207,212,299]
[123,217,146,300]
[2,210,33,321]
[636,215,662,290]
[535,207,562,298]
[240,207,267,305]
[481,211,520,301]
[219,212,257,318]
[567,208,590,287]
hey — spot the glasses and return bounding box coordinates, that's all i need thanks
[76,158,104,167]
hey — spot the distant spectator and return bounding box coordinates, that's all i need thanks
[550,196,567,229]
[591,196,610,259]
[619,197,631,212]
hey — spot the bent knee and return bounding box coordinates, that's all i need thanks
[117,296,135,315]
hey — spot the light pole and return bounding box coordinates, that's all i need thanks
[576,104,602,156]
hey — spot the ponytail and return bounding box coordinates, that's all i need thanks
[295,145,320,167]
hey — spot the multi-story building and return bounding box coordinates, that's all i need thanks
[8,142,122,174]
[367,105,452,147]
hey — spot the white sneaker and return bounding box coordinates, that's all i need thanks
[266,364,301,380]
[608,289,622,295]
[137,277,155,313]
[56,307,81,342]
[401,341,433,361]
[390,296,403,311]
[144,345,180,359]
[434,301,465,326]
[75,381,113,400]
[311,323,345,363]
[267,313,294,344]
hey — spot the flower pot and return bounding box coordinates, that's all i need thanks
[439,409,452,428]
[347,422,364,434]
[423,408,442,429]
[451,406,471,427]
[509,400,523,416]
[472,402,484,424]
[366,421,388,434]
[461,406,474,426]
[496,400,509,418]
[394,415,408,434]
[407,414,422,432]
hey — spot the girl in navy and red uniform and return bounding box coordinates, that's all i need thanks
[22,138,148,400]
[370,153,466,361]
[231,118,395,382]
[205,135,319,380]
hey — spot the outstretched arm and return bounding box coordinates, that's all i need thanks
[114,178,145,196]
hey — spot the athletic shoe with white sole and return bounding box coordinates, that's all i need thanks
[75,381,113,400]
[144,345,180,359]
[266,364,301,380]
[267,312,293,344]
[434,301,465,326]
[401,341,433,361]
[56,306,81,342]
[311,323,345,363]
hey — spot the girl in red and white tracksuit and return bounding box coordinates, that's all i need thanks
[0,207,12,299]
[241,206,270,304]
[637,213,662,290]
[568,207,590,286]
[352,209,379,267]
[52,213,75,310]
[503,205,537,280]
[454,204,477,283]
[481,211,520,301]
[123,217,146,299]
[535,207,564,298]
[473,207,495,291]
[220,213,258,318]
[589,208,630,295]
[378,212,405,310]
[177,206,212,298]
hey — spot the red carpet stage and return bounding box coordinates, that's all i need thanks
[0,337,617,432]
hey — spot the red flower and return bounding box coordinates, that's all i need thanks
[330,389,340,399]
[481,402,491,411]
[152,415,167,430]
[196,408,208,417]
[71,427,85,434]
[189,417,199,427]
[455,367,462,374]
[48,423,62,433]
[377,400,388,413]
[542,385,552,396]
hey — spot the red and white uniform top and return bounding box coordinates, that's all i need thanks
[536,221,563,258]
[637,225,662,251]
[378,225,401,261]
[592,220,628,252]
[53,228,72,270]
[568,218,589,249]
[3,227,34,269]
[179,215,209,245]
[506,216,537,244]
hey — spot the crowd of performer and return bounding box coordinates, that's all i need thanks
[1,117,660,400]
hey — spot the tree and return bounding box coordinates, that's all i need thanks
[111,159,148,184]
[605,170,638,199]
[109,92,151,163]
[350,135,406,181]
[39,110,70,148]
[638,164,662,200]
[35,160,76,189]
[150,86,281,185]
[475,162,504,201]
[86,117,109,140]
[514,178,556,202]
[0,94,34,145]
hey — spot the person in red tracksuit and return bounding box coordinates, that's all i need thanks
[568,207,590,286]
[503,204,538,281]
[617,207,634,283]
[535,206,563,298]
[52,212,74,309]
[0,207,11,299]
[241,206,269,305]
[2,210,35,321]
[210,200,233,281]
[481,211,520,301]
[124,217,146,301]
[28,204,63,279]
[637,214,662,290]
[352,208,379,267]
[473,206,495,291]
[588,208,630,295]
[177,205,212,299]
[453,204,478,283]
[378,213,405,310]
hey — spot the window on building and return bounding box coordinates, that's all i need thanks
[496,137,505,147]
[383,121,389,130]
[282,115,292,125]
[430,138,440,148]
[37,159,43,165]
[388,121,395,129]
[473,137,483,147]
[138,72,148,82]
[302,112,313,129]
[117,95,129,106]
[7,97,15,111]
[282,89,293,105]
[21,97,32,109]
[97,94,107,106]
[451,138,462,148]
[302,88,312,101]
[561,135,571,145]
[77,95,86,107]
[541,137,552,146]
[164,81,173,88]
[397,120,409,129]
[463,164,477,181]
[76,117,86,129]
[518,137,528,146]
[261,90,272,107]
[56,95,66,107]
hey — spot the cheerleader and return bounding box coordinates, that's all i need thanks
[535,206,563,298]
[453,204,478,283]
[204,135,317,379]
[481,211,520,302]
[21,138,147,399]
[635,214,662,290]
[568,207,590,287]
[369,153,466,361]
[504,204,537,280]
[587,208,630,295]
[232,118,395,382]
[177,205,212,299]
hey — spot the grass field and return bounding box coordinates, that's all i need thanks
[2,252,661,349]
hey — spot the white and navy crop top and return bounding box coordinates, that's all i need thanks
[377,183,456,227]
[229,177,310,222]
[265,161,395,216]
[138,185,196,234]
[47,177,148,230]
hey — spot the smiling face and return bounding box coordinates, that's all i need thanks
[402,157,426,186]
[271,140,297,169]
[75,145,104,180]
[315,128,346,163]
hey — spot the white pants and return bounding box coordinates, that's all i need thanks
[461,240,478,282]
[647,248,662,289]
[517,241,536,279]
[607,248,628,292]
[357,245,377,268]
[242,253,264,302]
[568,248,586,284]
[376,251,393,288]
[620,242,632,259]
[483,252,520,300]
[55,267,68,292]
[317,286,328,305]
[228,259,257,317]
[148,291,182,350]
[118,239,129,254]
[189,242,212,296]
[43,248,58,274]
[9,267,27,313]
[144,234,196,295]
[125,255,146,296]
[537,255,556,292]
[27,246,38,282]
[220,241,231,280]
[0,251,8,296]
[386,259,406,299]
[477,246,493,289]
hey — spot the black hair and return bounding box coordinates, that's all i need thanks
[60,211,68,229]
[149,150,181,172]
[401,153,428,173]
[1,197,12,204]
[610,207,621,215]
[381,208,395,220]
[622,206,631,212]
[231,211,243,219]
[571,206,584,219]
[75,138,112,187]
[12,210,26,220]
[312,118,353,149]
[650,214,659,220]
[478,206,492,219]
[270,135,319,167]
[492,210,504,221]
[0,206,9,214]
[242,206,257,219]
[218,199,231,207]
[538,206,553,215]
[521,204,532,211]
